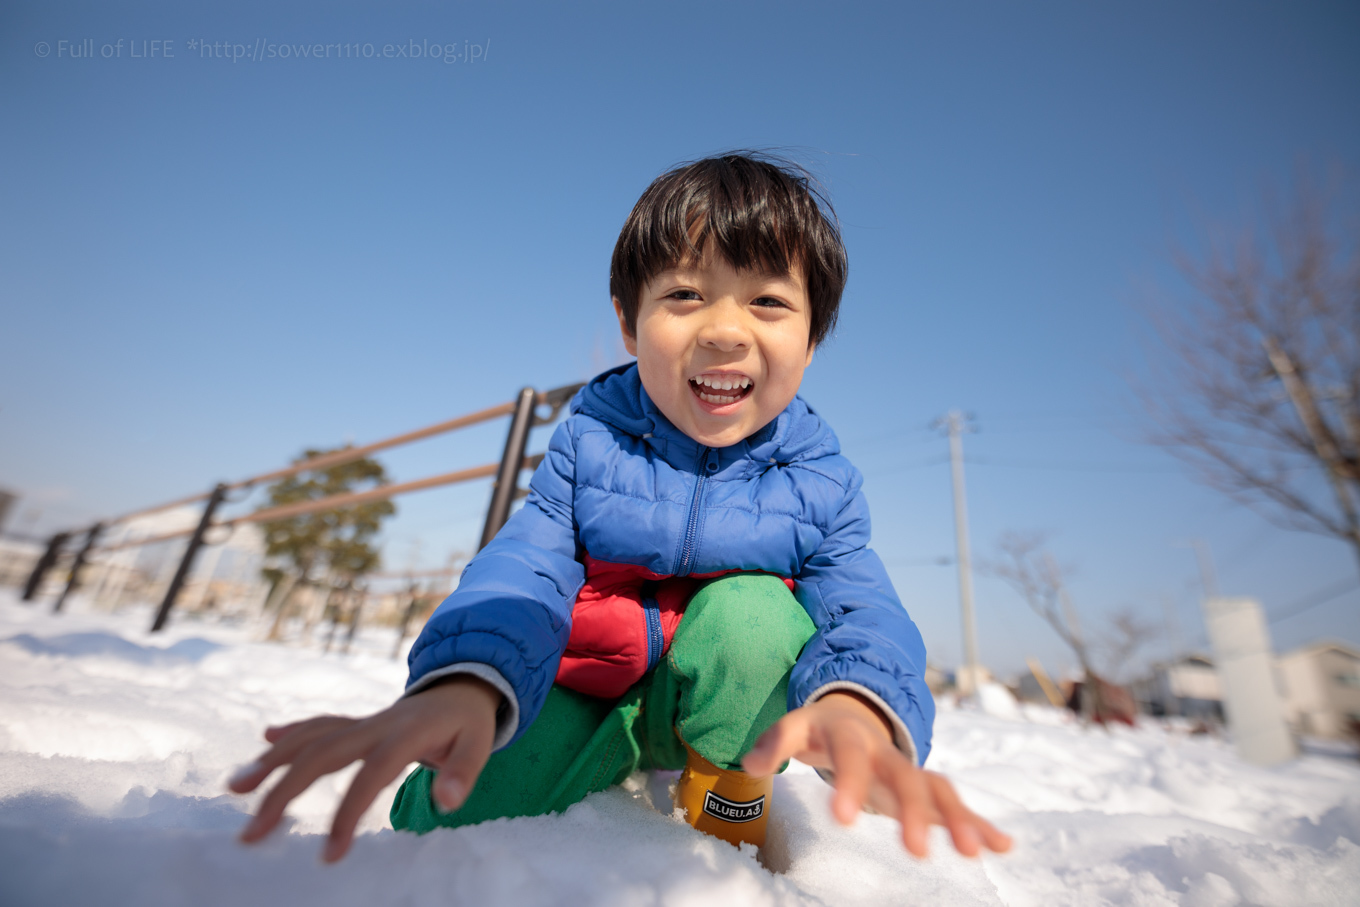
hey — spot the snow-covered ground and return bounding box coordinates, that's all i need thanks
[2,590,1358,906]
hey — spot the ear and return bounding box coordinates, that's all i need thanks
[804,340,816,367]
[612,297,638,357]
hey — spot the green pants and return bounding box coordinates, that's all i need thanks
[391,573,816,833]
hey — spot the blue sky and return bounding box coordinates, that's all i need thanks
[3,1,1358,678]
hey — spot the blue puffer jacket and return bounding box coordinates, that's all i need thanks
[406,364,935,765]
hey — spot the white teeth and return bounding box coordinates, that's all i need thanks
[692,375,751,390]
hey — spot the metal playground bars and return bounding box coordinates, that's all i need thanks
[21,382,584,632]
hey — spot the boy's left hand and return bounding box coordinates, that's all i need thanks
[741,691,1012,859]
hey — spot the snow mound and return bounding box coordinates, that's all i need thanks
[2,591,1358,905]
[976,681,1022,720]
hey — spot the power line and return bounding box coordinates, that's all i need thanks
[858,454,951,478]
[879,554,955,567]
[974,411,1110,425]
[842,425,938,450]
[858,448,1184,477]
[963,456,1181,474]
[1268,576,1359,624]
[1217,524,1277,572]
[845,413,1115,449]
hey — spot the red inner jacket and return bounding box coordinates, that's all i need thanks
[556,555,795,699]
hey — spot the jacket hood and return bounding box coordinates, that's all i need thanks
[572,363,840,465]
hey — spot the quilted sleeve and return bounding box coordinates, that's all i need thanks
[790,476,936,766]
[404,419,585,748]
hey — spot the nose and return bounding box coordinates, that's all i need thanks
[696,299,751,353]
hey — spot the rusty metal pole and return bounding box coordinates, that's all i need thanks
[342,588,366,654]
[392,581,420,660]
[151,484,228,632]
[22,532,70,602]
[479,387,537,550]
[53,523,103,613]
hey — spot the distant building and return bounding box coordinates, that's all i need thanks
[1131,654,1224,721]
[1277,641,1360,739]
[0,488,16,533]
[942,664,993,692]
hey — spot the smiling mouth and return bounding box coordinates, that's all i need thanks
[689,374,753,406]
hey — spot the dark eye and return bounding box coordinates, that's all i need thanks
[668,289,702,301]
[752,296,788,308]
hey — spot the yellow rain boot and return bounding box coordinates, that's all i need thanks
[674,742,772,849]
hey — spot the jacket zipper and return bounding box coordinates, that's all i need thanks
[641,582,663,671]
[674,446,711,577]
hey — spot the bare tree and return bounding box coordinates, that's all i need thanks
[1101,607,1157,684]
[988,532,1147,723]
[989,532,1094,677]
[1139,176,1360,575]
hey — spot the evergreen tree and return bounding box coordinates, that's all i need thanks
[257,447,395,639]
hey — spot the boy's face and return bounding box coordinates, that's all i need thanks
[613,252,815,449]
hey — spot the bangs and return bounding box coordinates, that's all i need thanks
[610,153,847,347]
[650,169,808,278]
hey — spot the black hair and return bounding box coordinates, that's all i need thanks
[609,152,847,348]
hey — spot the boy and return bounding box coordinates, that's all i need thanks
[230,153,1011,863]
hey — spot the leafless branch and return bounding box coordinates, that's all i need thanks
[1100,607,1157,684]
[987,531,1093,674]
[1137,172,1360,574]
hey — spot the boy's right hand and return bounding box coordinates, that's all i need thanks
[227,676,501,862]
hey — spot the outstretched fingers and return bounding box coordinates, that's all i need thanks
[740,699,1013,862]
[228,716,355,794]
[240,723,372,844]
[263,715,343,745]
[825,722,872,826]
[976,817,1014,853]
[430,713,495,813]
[741,710,811,777]
[740,705,1012,861]
[925,772,1012,855]
[923,770,978,856]
[886,758,935,858]
[322,740,415,862]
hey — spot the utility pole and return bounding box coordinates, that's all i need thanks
[936,411,981,697]
[1160,593,1182,659]
[1190,539,1220,600]
[1159,593,1182,718]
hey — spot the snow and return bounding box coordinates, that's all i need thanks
[976,681,1023,721]
[2,591,1358,906]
